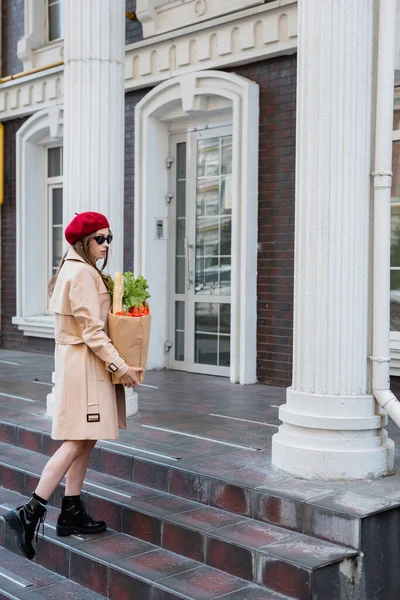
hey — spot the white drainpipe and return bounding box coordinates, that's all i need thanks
[372,0,400,425]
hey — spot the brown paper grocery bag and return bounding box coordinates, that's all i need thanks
[108,309,151,384]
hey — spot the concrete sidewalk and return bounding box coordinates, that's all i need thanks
[1,346,400,484]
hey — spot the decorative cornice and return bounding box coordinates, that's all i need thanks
[0,0,297,121]
[0,66,64,120]
[125,0,297,90]
[136,0,267,39]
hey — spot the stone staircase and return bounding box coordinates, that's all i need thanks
[0,414,366,600]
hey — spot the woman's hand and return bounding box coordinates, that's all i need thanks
[119,366,143,388]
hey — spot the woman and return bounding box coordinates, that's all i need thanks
[4,211,142,560]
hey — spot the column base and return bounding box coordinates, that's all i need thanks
[271,387,394,480]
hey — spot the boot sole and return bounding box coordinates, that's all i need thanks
[56,523,107,537]
[4,511,35,560]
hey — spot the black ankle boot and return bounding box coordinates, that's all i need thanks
[4,497,47,560]
[56,496,106,536]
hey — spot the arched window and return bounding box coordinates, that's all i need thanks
[12,107,63,338]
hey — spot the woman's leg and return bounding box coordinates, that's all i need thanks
[4,440,89,560]
[65,440,96,495]
[57,440,106,537]
[34,440,90,501]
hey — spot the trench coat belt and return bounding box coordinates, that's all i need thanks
[54,335,84,345]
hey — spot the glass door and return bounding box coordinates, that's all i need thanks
[169,126,232,376]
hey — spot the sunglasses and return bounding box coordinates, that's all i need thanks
[93,234,113,245]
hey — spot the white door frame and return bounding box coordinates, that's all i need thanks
[168,126,233,377]
[134,70,259,384]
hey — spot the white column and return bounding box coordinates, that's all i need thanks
[63,0,125,277]
[47,0,138,417]
[272,0,394,479]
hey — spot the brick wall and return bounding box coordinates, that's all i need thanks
[228,57,297,387]
[1,0,24,77]
[1,119,54,354]
[126,0,143,45]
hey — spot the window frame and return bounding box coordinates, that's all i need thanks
[391,129,400,341]
[46,150,63,312]
[46,0,64,43]
[17,0,64,72]
[12,107,63,339]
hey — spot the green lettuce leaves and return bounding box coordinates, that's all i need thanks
[122,272,150,311]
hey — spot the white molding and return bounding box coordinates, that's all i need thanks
[17,0,46,70]
[134,70,259,384]
[125,1,297,90]
[17,0,64,70]
[0,66,63,120]
[0,1,296,121]
[12,316,55,338]
[13,106,63,338]
[136,0,266,38]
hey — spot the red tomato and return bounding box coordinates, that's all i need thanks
[115,311,125,316]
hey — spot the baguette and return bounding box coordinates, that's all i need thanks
[113,272,124,314]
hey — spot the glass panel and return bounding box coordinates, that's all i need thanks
[195,302,218,333]
[49,1,63,41]
[175,257,185,294]
[391,206,400,267]
[52,188,63,224]
[176,181,186,218]
[394,110,400,131]
[221,137,232,175]
[175,299,185,362]
[175,142,187,295]
[177,143,186,179]
[392,141,400,204]
[176,218,185,257]
[197,138,220,177]
[52,227,63,272]
[221,176,232,213]
[175,300,185,331]
[220,257,231,295]
[220,216,232,256]
[195,256,218,294]
[175,331,185,361]
[391,271,400,331]
[195,333,218,365]
[196,178,219,217]
[48,147,62,177]
[220,304,231,334]
[219,336,231,367]
[196,216,219,257]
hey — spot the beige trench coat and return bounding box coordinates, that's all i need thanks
[49,248,129,440]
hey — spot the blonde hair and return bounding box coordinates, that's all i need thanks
[48,232,111,296]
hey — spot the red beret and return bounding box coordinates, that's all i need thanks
[65,212,110,245]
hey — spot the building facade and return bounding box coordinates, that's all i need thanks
[0,0,297,387]
[1,0,400,480]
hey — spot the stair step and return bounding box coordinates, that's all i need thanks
[2,414,400,550]
[0,440,358,599]
[0,490,290,600]
[0,546,107,600]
